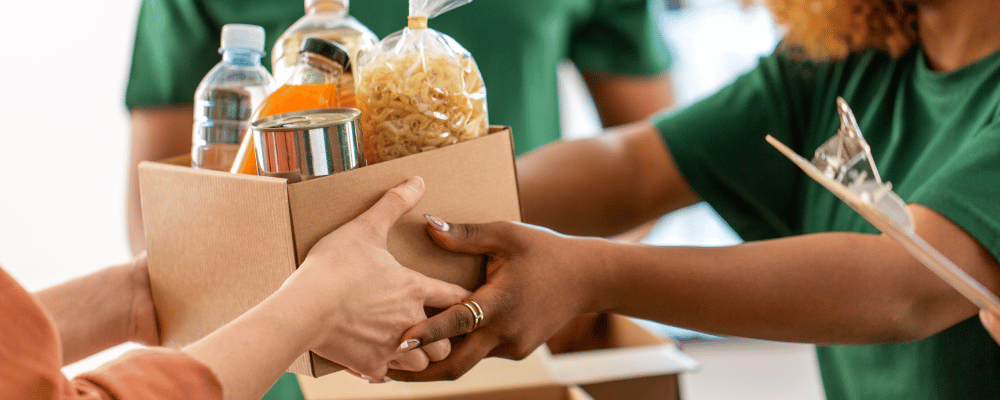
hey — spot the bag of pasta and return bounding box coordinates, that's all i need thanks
[355,0,487,163]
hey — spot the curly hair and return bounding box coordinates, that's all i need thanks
[756,0,918,60]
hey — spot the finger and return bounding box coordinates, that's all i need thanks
[355,177,426,238]
[388,348,430,372]
[423,217,511,255]
[397,297,490,352]
[981,310,1000,343]
[418,275,471,309]
[362,363,389,384]
[421,339,451,362]
[388,333,497,382]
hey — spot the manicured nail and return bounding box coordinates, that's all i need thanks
[404,176,424,191]
[424,214,450,232]
[982,310,995,324]
[360,374,370,381]
[398,338,421,351]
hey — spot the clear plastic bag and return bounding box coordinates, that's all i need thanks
[356,0,488,163]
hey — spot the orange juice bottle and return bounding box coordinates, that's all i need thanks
[232,38,352,174]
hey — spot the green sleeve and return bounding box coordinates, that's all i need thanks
[124,0,302,109]
[569,0,671,76]
[910,124,1000,263]
[125,0,221,109]
[653,53,819,241]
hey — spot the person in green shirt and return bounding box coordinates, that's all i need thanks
[387,0,1000,398]
[124,0,674,255]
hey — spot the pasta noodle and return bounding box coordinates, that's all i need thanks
[357,51,488,163]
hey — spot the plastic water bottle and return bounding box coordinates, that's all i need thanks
[192,24,275,170]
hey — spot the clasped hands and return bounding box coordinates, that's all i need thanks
[122,177,596,384]
[289,176,603,383]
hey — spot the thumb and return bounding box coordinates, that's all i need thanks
[422,217,509,255]
[353,177,425,240]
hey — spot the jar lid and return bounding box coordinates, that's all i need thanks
[299,38,350,69]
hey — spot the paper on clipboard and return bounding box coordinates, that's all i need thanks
[765,97,1000,314]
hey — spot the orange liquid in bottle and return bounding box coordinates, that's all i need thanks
[233,83,340,174]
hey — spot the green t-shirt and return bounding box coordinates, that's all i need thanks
[655,47,1000,399]
[125,0,671,155]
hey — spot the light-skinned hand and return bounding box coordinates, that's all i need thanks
[276,178,471,382]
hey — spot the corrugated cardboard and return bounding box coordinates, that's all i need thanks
[297,314,698,400]
[139,127,520,377]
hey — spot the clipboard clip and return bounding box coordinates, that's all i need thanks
[812,97,914,232]
[766,97,1000,313]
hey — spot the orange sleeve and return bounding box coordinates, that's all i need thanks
[0,267,222,400]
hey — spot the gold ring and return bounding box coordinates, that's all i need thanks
[460,299,484,331]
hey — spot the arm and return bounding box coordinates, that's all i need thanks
[581,73,676,242]
[35,255,158,365]
[517,122,699,236]
[388,203,1000,380]
[14,178,466,399]
[582,72,675,128]
[127,107,194,255]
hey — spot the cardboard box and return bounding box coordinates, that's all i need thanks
[297,314,699,400]
[139,127,520,377]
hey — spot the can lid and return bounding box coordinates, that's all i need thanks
[299,38,350,69]
[253,108,361,131]
[221,24,266,53]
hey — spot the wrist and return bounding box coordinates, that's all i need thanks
[575,237,622,315]
[270,269,341,354]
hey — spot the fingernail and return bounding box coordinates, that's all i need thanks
[360,374,370,381]
[404,177,424,191]
[424,214,450,232]
[398,338,420,351]
[982,310,995,324]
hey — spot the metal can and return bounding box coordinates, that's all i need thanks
[251,108,365,182]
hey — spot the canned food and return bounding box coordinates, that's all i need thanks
[251,108,365,182]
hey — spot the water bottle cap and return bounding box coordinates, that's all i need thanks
[300,38,350,69]
[220,24,265,53]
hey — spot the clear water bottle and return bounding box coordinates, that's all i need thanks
[192,24,275,170]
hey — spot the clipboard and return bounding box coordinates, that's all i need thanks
[766,97,1000,314]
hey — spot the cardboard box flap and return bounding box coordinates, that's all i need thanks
[543,343,697,386]
[286,128,521,292]
[286,127,521,376]
[139,161,299,348]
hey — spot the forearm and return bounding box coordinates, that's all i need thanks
[36,263,138,364]
[517,122,697,236]
[582,73,675,128]
[184,288,316,400]
[600,230,993,344]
